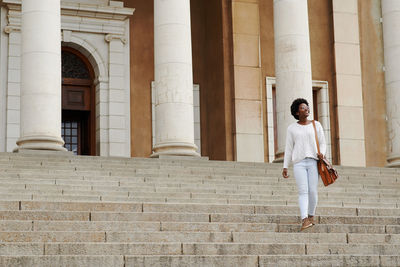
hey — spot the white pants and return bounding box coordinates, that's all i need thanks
[293,158,319,220]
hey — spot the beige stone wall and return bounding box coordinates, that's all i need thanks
[332,0,366,167]
[358,0,387,167]
[124,0,154,158]
[232,0,264,162]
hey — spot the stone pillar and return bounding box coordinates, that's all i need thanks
[16,0,65,151]
[105,34,130,157]
[273,0,313,159]
[382,0,400,167]
[152,0,198,157]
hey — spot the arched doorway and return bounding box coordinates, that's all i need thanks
[61,47,95,155]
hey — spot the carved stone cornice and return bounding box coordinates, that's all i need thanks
[1,0,134,35]
[1,0,135,20]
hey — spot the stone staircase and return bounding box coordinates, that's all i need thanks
[0,152,399,266]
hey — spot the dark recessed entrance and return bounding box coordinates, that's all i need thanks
[61,47,95,155]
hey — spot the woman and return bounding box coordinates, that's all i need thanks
[282,98,326,231]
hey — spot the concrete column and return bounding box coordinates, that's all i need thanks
[152,0,198,157]
[16,0,65,151]
[332,0,365,166]
[273,0,313,159]
[382,0,400,167]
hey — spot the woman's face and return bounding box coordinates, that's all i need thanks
[297,103,310,119]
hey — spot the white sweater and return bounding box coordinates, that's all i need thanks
[283,121,326,169]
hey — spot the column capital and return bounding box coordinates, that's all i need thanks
[105,34,126,44]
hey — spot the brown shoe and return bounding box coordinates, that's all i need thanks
[300,218,313,231]
[308,215,315,225]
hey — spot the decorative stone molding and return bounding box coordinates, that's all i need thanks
[62,30,72,43]
[105,34,126,45]
[3,26,19,34]
[2,0,134,20]
[1,0,134,35]
[94,76,109,86]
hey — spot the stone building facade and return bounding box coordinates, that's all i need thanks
[0,0,398,167]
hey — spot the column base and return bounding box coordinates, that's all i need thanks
[272,151,284,163]
[13,148,73,156]
[151,142,200,158]
[15,135,67,152]
[386,155,400,168]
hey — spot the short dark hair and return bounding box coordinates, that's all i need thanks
[290,98,309,120]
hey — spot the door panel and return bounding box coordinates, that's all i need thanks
[62,86,91,111]
[62,110,90,155]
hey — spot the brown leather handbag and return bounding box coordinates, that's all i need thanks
[312,120,338,186]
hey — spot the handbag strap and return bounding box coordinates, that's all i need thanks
[312,120,321,155]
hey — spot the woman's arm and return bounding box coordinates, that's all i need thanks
[317,121,327,156]
[283,127,294,169]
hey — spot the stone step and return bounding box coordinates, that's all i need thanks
[126,255,259,267]
[160,222,392,234]
[277,223,388,233]
[1,185,399,202]
[1,231,231,243]
[129,255,400,267]
[3,153,399,173]
[1,208,399,225]
[1,171,397,185]
[4,231,398,245]
[1,164,397,178]
[1,155,396,171]
[30,221,275,232]
[2,220,398,234]
[0,242,181,256]
[0,177,397,193]
[0,191,398,208]
[1,242,400,256]
[0,256,125,267]
[4,157,399,175]
[14,242,308,255]
[0,187,398,201]
[258,255,395,267]
[4,255,397,267]
[0,231,106,242]
[306,243,400,255]
[0,210,90,221]
[2,179,400,196]
[13,200,400,216]
[1,176,400,194]
[108,231,347,244]
[209,213,400,225]
[19,201,142,212]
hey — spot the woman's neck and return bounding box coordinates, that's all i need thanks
[297,118,309,125]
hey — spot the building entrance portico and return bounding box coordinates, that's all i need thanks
[0,0,133,157]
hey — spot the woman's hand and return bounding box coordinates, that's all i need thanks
[317,153,324,160]
[282,168,289,178]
